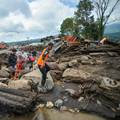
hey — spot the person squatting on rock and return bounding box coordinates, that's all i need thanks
[37,42,53,87]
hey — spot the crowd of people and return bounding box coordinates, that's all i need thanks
[8,48,38,80]
[8,42,54,89]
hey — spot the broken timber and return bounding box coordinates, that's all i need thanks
[0,87,37,114]
[60,46,120,56]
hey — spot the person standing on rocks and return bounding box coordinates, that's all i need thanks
[8,49,17,69]
[37,42,54,87]
[8,49,17,78]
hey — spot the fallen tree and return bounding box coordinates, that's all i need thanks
[0,87,37,114]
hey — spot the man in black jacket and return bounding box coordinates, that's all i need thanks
[8,49,17,69]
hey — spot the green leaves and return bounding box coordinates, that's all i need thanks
[60,18,74,36]
[74,0,98,40]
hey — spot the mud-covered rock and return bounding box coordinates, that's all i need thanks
[80,55,89,61]
[65,89,80,98]
[68,59,78,67]
[37,72,54,93]
[0,70,9,78]
[46,101,54,108]
[54,99,63,108]
[47,62,59,70]
[8,80,32,91]
[100,77,120,89]
[0,82,7,88]
[49,70,62,81]
[58,62,68,71]
[0,78,9,83]
[62,68,91,79]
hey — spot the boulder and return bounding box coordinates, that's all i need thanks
[54,99,63,108]
[0,82,7,88]
[49,70,62,81]
[60,57,71,62]
[22,69,41,83]
[8,80,32,91]
[65,89,76,96]
[0,70,9,78]
[80,55,89,61]
[46,101,54,108]
[60,106,67,111]
[45,72,54,90]
[58,62,68,71]
[78,97,84,102]
[47,62,59,70]
[35,104,45,110]
[68,59,78,67]
[0,78,9,83]
[100,77,120,89]
[37,72,54,93]
[62,68,91,79]
[65,89,80,98]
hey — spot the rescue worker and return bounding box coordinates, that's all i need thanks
[37,43,54,87]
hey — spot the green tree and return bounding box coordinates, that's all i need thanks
[74,0,96,39]
[60,18,74,35]
[93,0,120,40]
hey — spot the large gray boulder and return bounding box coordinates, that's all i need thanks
[37,72,54,93]
[22,69,41,84]
[8,80,32,91]
[54,99,63,108]
[62,68,91,79]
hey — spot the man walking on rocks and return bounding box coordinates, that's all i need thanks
[37,43,54,87]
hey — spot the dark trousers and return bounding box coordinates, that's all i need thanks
[38,64,50,86]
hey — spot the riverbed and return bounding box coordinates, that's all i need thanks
[0,109,106,120]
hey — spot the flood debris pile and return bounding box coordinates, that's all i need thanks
[21,45,45,52]
[36,44,120,119]
[0,43,120,119]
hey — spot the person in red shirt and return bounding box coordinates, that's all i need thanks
[37,43,53,86]
[14,55,24,80]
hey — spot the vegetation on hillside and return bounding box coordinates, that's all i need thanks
[60,0,120,40]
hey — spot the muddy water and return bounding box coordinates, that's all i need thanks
[43,109,106,120]
[1,109,106,120]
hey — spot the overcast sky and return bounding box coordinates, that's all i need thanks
[0,0,120,42]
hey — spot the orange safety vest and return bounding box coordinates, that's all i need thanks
[37,48,49,66]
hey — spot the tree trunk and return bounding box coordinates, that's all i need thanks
[0,87,37,114]
[99,17,105,40]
